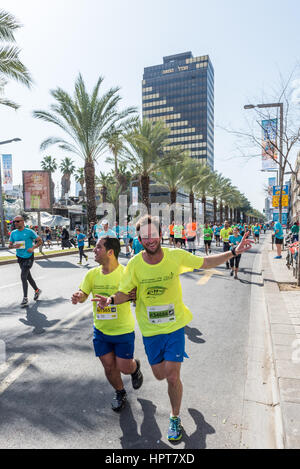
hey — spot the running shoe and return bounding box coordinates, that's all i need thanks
[167,416,183,441]
[77,261,82,265]
[131,359,143,390]
[274,256,282,259]
[230,270,233,276]
[20,297,29,307]
[34,289,42,301]
[111,389,127,412]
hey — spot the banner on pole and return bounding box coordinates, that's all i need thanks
[2,154,13,192]
[22,170,52,211]
[262,119,278,170]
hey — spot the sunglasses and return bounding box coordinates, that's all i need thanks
[14,220,23,223]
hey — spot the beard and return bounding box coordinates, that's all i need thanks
[143,241,161,255]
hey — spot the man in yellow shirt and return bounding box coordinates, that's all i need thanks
[93,216,253,441]
[71,236,143,412]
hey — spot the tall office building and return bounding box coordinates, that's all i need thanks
[142,51,214,169]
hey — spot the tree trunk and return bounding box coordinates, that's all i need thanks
[170,189,177,205]
[202,196,206,223]
[229,207,233,224]
[189,192,195,219]
[141,174,150,212]
[84,159,96,224]
[213,197,217,224]
[101,186,107,203]
[225,205,229,221]
[219,201,223,223]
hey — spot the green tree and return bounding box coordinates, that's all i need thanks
[33,73,137,224]
[0,9,32,109]
[74,167,85,197]
[153,148,187,205]
[41,155,57,207]
[121,119,170,210]
[59,156,75,198]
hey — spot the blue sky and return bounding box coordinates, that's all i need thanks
[1,0,300,211]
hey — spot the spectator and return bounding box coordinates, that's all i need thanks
[274,220,284,258]
[291,221,299,242]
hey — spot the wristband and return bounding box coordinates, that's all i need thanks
[109,296,115,305]
[230,246,238,257]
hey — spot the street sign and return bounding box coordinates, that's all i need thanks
[272,194,289,207]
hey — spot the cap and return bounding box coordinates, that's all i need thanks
[101,219,108,225]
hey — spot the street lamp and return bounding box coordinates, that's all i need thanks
[0,138,22,247]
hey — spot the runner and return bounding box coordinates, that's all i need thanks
[220,221,232,269]
[173,222,183,248]
[71,236,143,411]
[97,219,117,239]
[229,227,244,279]
[253,223,260,244]
[76,228,88,265]
[9,215,43,307]
[92,215,253,441]
[214,223,221,247]
[203,222,213,255]
[169,221,175,247]
[186,218,197,254]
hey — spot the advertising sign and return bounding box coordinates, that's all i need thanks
[272,184,289,207]
[22,171,52,212]
[262,119,278,170]
[2,154,13,192]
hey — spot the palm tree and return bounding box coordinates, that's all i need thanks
[33,73,137,224]
[207,171,225,224]
[96,171,114,203]
[121,119,170,210]
[41,155,57,207]
[194,166,214,223]
[182,158,210,217]
[0,9,33,109]
[60,157,75,198]
[153,149,188,205]
[74,167,85,197]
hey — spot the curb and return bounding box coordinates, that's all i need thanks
[240,236,284,449]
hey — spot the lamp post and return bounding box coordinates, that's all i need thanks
[244,102,284,221]
[0,138,21,247]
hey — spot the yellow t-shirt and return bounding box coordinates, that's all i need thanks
[119,248,204,337]
[220,228,232,242]
[79,264,135,336]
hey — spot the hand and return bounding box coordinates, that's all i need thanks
[91,294,112,310]
[71,291,84,304]
[27,247,34,253]
[128,288,137,302]
[236,232,254,255]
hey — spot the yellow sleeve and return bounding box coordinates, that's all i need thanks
[119,260,138,294]
[178,250,204,274]
[79,269,95,296]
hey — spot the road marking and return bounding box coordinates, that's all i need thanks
[0,353,23,375]
[197,269,224,285]
[0,277,45,290]
[0,354,37,396]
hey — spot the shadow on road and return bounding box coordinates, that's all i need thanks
[19,302,61,334]
[185,325,205,344]
[119,399,215,449]
[35,259,79,269]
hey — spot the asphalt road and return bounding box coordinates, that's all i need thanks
[0,238,265,449]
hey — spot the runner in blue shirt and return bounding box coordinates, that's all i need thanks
[253,223,261,244]
[274,221,284,259]
[76,228,88,265]
[229,228,243,279]
[9,215,43,307]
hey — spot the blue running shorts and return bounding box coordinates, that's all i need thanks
[93,327,135,359]
[142,327,188,365]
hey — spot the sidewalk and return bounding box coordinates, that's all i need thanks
[261,235,300,448]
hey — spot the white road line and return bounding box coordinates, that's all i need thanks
[0,353,23,375]
[0,354,37,396]
[0,277,45,290]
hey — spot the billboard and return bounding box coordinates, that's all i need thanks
[272,184,289,208]
[22,171,52,212]
[2,154,13,192]
[267,177,276,198]
[262,119,278,170]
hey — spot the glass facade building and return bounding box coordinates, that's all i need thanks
[142,51,214,169]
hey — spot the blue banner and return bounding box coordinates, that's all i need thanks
[2,154,13,191]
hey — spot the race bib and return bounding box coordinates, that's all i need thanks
[96,305,118,320]
[147,304,176,324]
[15,241,25,249]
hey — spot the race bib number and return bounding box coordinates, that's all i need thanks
[15,241,25,249]
[147,304,176,324]
[96,305,118,320]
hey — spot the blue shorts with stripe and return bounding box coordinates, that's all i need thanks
[142,327,188,366]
